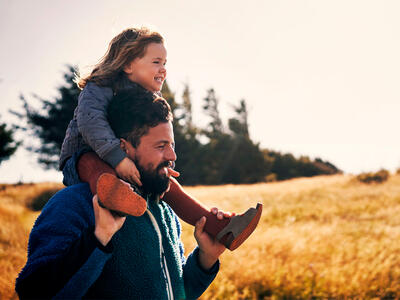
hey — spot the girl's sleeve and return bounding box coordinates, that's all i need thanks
[76,82,127,168]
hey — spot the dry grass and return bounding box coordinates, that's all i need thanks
[1,175,400,299]
[0,182,63,300]
[181,175,400,299]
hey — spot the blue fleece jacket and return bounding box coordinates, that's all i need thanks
[16,184,219,299]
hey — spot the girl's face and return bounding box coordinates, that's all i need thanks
[124,43,167,92]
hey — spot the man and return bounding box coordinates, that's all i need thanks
[16,89,225,299]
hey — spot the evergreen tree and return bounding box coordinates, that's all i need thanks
[162,82,204,185]
[202,88,223,138]
[228,99,249,138]
[11,65,80,169]
[181,83,194,133]
[221,99,268,183]
[0,120,20,165]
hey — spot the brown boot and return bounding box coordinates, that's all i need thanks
[96,173,147,217]
[216,203,263,251]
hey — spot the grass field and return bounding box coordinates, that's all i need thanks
[1,174,399,299]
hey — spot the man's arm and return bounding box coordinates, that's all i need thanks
[16,227,113,299]
[181,216,226,299]
[16,188,125,299]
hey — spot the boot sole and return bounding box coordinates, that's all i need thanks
[97,173,147,217]
[218,203,263,251]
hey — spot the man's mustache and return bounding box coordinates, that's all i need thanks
[156,161,173,172]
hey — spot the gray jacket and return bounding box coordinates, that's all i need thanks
[59,82,124,170]
[59,81,156,170]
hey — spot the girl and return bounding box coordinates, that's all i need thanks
[60,27,262,251]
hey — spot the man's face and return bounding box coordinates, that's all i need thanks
[126,121,176,195]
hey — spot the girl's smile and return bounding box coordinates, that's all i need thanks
[124,42,167,92]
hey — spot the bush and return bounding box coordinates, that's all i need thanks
[356,169,390,184]
[29,188,60,211]
[265,173,277,182]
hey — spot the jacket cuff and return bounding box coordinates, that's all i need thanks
[103,146,127,168]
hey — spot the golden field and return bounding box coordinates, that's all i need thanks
[1,174,400,299]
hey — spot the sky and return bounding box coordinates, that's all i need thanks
[0,0,399,183]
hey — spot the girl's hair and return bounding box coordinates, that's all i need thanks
[76,27,164,91]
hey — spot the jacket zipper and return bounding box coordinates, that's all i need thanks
[146,210,174,300]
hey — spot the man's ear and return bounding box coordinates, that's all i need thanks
[120,138,132,154]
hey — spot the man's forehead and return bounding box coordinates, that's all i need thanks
[141,121,174,143]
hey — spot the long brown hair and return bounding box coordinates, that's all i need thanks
[76,27,164,91]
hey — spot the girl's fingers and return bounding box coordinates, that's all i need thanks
[131,175,142,186]
[135,176,142,186]
[135,171,141,180]
[167,168,180,177]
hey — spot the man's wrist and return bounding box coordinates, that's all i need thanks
[94,227,112,247]
[198,248,219,271]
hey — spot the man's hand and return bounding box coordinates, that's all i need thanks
[194,216,226,270]
[115,157,142,186]
[210,207,236,219]
[93,195,126,246]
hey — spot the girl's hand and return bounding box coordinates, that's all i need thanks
[115,157,142,186]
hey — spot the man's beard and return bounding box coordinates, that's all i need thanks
[135,159,171,197]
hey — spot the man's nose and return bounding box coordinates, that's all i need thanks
[165,145,176,162]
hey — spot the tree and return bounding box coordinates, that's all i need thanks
[201,95,268,184]
[0,120,20,165]
[162,82,204,185]
[202,88,223,138]
[228,99,249,138]
[11,65,80,169]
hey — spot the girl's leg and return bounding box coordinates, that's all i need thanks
[77,152,147,216]
[163,177,263,251]
[77,151,116,194]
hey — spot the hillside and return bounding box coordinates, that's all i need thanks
[1,175,399,299]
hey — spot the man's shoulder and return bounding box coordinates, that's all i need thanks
[49,183,92,204]
[40,183,93,221]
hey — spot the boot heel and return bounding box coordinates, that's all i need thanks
[216,203,263,251]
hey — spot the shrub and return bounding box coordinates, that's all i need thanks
[356,169,390,184]
[29,188,60,211]
[265,173,277,182]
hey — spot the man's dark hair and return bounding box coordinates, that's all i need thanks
[108,88,173,147]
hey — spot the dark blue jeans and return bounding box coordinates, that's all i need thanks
[62,150,90,186]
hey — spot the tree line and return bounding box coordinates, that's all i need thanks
[3,65,340,184]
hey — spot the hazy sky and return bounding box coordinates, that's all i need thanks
[0,0,399,183]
